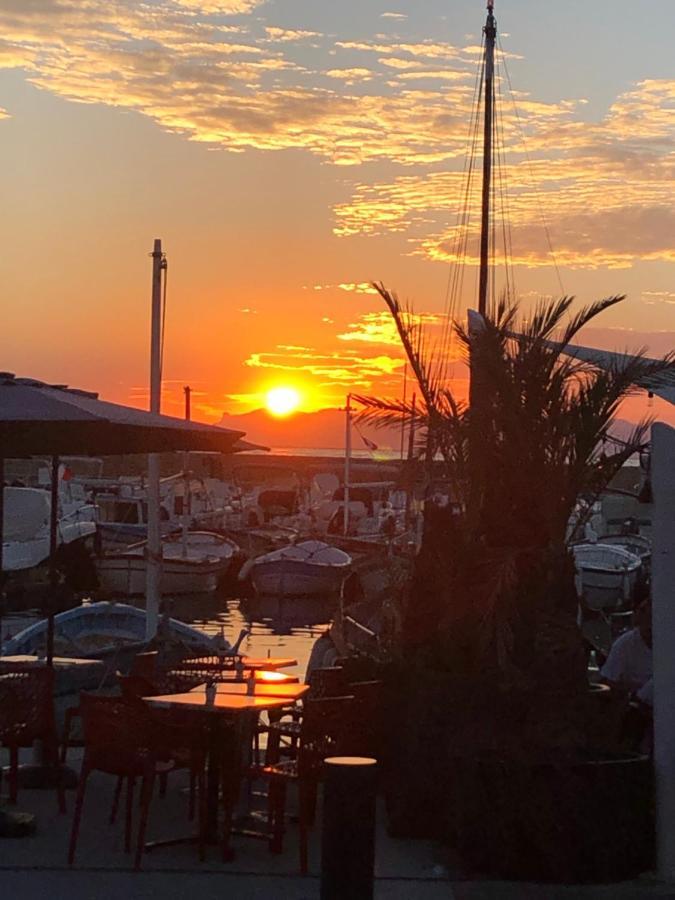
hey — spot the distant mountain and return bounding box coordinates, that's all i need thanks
[218,409,646,454]
[218,407,402,451]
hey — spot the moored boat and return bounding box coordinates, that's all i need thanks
[572,542,642,610]
[240,539,351,598]
[95,531,239,595]
[1,600,220,659]
[2,486,96,573]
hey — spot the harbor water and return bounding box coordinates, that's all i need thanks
[1,593,336,678]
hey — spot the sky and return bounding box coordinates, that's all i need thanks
[1,0,675,431]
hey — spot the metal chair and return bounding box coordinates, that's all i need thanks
[263,667,349,763]
[0,667,65,813]
[256,695,354,874]
[68,693,207,869]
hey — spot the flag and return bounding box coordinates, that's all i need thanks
[361,434,378,452]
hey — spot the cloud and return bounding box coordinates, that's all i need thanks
[2,3,675,270]
[244,345,405,388]
[264,27,321,42]
[381,13,408,20]
[338,282,378,294]
[173,0,264,12]
[325,68,375,83]
[0,4,483,166]
[642,291,675,305]
[337,310,442,347]
[311,282,379,294]
[334,76,675,268]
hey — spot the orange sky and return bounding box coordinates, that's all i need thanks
[1,1,675,435]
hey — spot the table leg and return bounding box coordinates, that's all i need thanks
[205,716,222,844]
[219,717,241,861]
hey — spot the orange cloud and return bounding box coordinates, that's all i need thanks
[2,3,674,273]
[337,311,443,347]
[244,346,405,388]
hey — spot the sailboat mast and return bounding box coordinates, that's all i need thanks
[478,0,496,317]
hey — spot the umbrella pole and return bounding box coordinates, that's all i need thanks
[47,455,59,666]
[12,452,78,797]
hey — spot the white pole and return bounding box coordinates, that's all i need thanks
[344,393,351,536]
[146,238,164,640]
[182,385,191,558]
[651,422,675,882]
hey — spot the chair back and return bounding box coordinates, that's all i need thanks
[0,667,56,745]
[130,651,159,680]
[120,666,203,697]
[307,667,347,699]
[117,672,158,700]
[299,695,353,776]
[79,693,155,776]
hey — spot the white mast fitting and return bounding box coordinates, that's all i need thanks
[146,238,166,640]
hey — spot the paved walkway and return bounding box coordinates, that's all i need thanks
[3,748,675,899]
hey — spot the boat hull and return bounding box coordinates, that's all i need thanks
[577,567,639,610]
[96,556,222,595]
[1,601,217,658]
[249,558,348,598]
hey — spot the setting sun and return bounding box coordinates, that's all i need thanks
[266,386,301,418]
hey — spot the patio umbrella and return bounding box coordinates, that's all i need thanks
[0,373,249,663]
[0,374,246,456]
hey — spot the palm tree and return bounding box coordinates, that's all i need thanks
[356,286,675,707]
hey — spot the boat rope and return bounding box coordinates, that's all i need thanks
[438,34,487,388]
[494,54,516,301]
[498,34,565,296]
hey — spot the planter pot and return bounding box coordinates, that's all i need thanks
[382,670,654,882]
[456,752,654,883]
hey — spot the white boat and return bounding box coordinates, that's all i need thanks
[95,531,239,596]
[2,486,97,573]
[1,600,221,659]
[572,542,642,610]
[240,539,352,598]
[94,472,235,549]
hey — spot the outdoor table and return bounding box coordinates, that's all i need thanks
[0,655,103,670]
[241,657,297,670]
[177,656,298,672]
[189,682,309,701]
[0,654,104,692]
[144,691,291,856]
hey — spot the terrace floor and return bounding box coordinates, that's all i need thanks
[1,747,674,899]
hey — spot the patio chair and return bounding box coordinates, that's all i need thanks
[68,693,207,869]
[61,667,203,764]
[263,667,349,765]
[116,671,204,809]
[0,667,65,813]
[255,695,353,874]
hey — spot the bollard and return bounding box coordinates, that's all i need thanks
[321,756,377,900]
